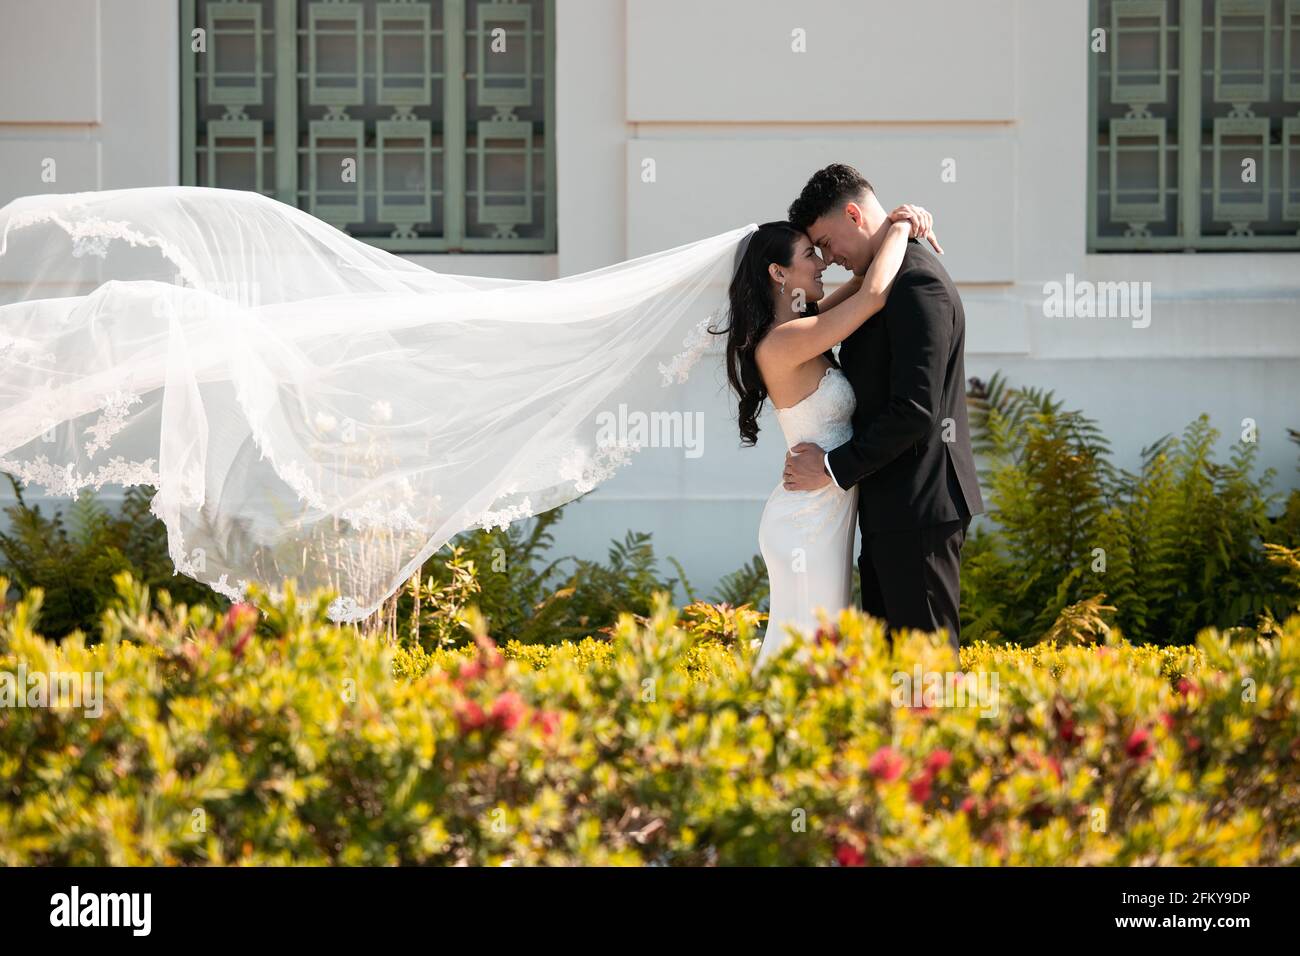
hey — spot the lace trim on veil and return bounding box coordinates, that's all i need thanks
[468,305,722,533]
[658,307,723,386]
[3,206,207,288]
[0,454,160,498]
[471,440,640,532]
[0,205,265,608]
[0,209,192,498]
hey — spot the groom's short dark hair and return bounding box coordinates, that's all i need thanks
[788,164,874,232]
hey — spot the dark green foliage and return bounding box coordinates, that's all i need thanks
[399,507,581,647]
[393,501,767,648]
[1271,428,1300,547]
[7,395,1298,651]
[963,374,1300,645]
[0,476,220,638]
[562,529,681,629]
[713,553,770,610]
[390,504,702,647]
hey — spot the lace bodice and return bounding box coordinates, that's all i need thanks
[773,365,855,451]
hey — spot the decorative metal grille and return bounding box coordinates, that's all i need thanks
[182,0,556,252]
[1089,0,1300,250]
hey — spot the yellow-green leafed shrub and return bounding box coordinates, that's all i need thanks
[0,573,1296,866]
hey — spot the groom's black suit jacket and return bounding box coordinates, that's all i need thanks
[826,238,984,533]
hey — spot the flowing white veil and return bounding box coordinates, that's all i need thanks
[0,186,755,622]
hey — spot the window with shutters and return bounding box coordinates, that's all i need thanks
[181,0,555,252]
[1089,0,1300,250]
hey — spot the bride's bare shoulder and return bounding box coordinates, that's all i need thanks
[756,299,819,370]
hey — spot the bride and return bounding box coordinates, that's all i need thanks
[713,210,932,670]
[0,185,932,643]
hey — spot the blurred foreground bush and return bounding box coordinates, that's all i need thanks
[1,574,1296,866]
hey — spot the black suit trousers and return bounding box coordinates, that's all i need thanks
[857,518,968,655]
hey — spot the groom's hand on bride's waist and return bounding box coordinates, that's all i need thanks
[784,442,831,491]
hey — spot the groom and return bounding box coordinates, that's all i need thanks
[782,164,984,654]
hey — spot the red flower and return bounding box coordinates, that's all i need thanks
[1186,734,1201,752]
[867,746,905,783]
[530,709,562,738]
[490,691,526,731]
[455,699,487,733]
[220,603,258,658]
[814,625,841,646]
[473,632,506,669]
[925,749,953,773]
[1158,712,1176,732]
[909,772,934,804]
[834,842,865,867]
[453,659,485,689]
[959,796,977,814]
[1176,677,1199,698]
[1046,756,1063,782]
[1058,718,1080,743]
[1125,727,1153,762]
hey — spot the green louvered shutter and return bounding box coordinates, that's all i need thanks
[1089,0,1300,250]
[182,0,556,253]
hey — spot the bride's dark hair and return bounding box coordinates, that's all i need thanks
[710,221,837,446]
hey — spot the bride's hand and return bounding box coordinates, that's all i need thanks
[887,204,944,255]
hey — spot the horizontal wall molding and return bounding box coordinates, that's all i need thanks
[0,139,101,203]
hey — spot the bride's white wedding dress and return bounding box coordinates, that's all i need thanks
[755,365,858,670]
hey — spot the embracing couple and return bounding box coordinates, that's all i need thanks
[716,164,985,670]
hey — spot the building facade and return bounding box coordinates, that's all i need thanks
[1,0,1297,597]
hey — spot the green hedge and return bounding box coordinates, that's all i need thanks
[1,573,1296,865]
